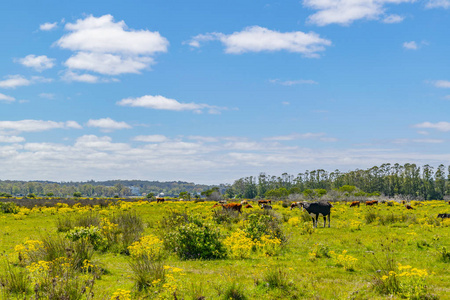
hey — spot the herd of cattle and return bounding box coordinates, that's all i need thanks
[154,198,450,228]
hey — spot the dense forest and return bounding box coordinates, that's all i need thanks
[0,163,449,200]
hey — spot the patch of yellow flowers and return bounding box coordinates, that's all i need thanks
[110,289,132,300]
[223,229,281,259]
[128,234,164,260]
[14,239,43,263]
[329,250,358,271]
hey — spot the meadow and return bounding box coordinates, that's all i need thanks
[0,198,449,300]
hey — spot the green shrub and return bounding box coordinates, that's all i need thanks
[66,226,105,251]
[440,246,450,263]
[164,218,226,260]
[260,267,290,289]
[0,202,19,214]
[243,212,286,243]
[110,210,144,253]
[56,217,74,232]
[74,212,101,228]
[365,212,378,224]
[212,208,241,224]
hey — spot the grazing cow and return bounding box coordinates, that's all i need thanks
[258,199,272,205]
[222,203,242,214]
[290,202,302,210]
[402,200,406,205]
[448,201,450,205]
[260,204,272,210]
[156,197,165,203]
[299,201,333,228]
[365,200,378,206]
[349,201,360,208]
[245,204,253,208]
[241,200,248,205]
[437,213,450,218]
[405,204,414,210]
[218,200,227,205]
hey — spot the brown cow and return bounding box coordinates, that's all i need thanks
[290,202,302,210]
[245,204,253,208]
[156,197,165,203]
[241,200,248,205]
[222,203,242,214]
[258,199,272,205]
[365,200,377,206]
[405,204,414,210]
[349,201,360,207]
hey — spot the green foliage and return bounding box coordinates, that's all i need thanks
[259,267,290,289]
[0,202,19,214]
[27,193,36,198]
[146,192,154,199]
[73,192,82,197]
[164,217,226,260]
[66,226,105,251]
[212,208,241,224]
[338,185,357,193]
[110,211,145,253]
[243,212,286,243]
[265,188,288,199]
[440,246,450,263]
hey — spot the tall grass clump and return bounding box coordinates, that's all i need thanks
[0,259,30,295]
[110,210,144,253]
[212,208,241,224]
[243,211,287,244]
[259,267,290,289]
[220,282,247,300]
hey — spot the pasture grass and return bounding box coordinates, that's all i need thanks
[0,199,449,299]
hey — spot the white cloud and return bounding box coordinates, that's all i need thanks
[303,0,413,26]
[18,55,55,72]
[39,93,55,99]
[382,14,405,23]
[188,26,331,57]
[0,120,82,132]
[117,95,227,114]
[0,93,15,102]
[65,52,153,75]
[86,118,132,131]
[270,79,318,86]
[75,135,130,151]
[40,22,58,31]
[413,121,450,132]
[403,41,418,50]
[133,135,168,143]
[0,75,31,89]
[55,14,168,76]
[61,70,99,83]
[264,132,332,141]
[0,135,25,143]
[432,80,450,88]
[426,0,450,8]
[0,75,52,89]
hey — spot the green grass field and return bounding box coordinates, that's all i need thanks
[1,199,449,299]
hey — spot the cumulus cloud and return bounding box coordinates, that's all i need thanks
[55,14,168,76]
[269,79,318,86]
[426,0,450,8]
[382,14,405,23]
[303,0,413,26]
[413,121,450,132]
[133,135,168,143]
[17,55,55,72]
[403,41,418,50]
[40,22,58,31]
[0,120,82,132]
[75,135,130,151]
[39,93,55,99]
[86,118,132,131]
[117,95,227,114]
[61,70,99,83]
[264,132,337,142]
[188,26,331,57]
[0,135,25,143]
[0,75,31,89]
[0,75,52,89]
[0,93,15,102]
[431,80,450,88]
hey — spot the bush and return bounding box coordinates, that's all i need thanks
[260,267,290,289]
[243,212,286,243]
[109,211,144,253]
[66,226,105,251]
[220,282,247,300]
[0,202,19,214]
[164,217,226,260]
[212,208,241,224]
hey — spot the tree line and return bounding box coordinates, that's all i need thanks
[225,163,450,200]
[1,163,449,200]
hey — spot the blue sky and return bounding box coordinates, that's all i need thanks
[0,0,449,184]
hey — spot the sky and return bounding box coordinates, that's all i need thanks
[0,0,450,184]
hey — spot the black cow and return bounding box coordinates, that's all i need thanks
[260,204,272,210]
[437,213,450,218]
[300,201,333,228]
